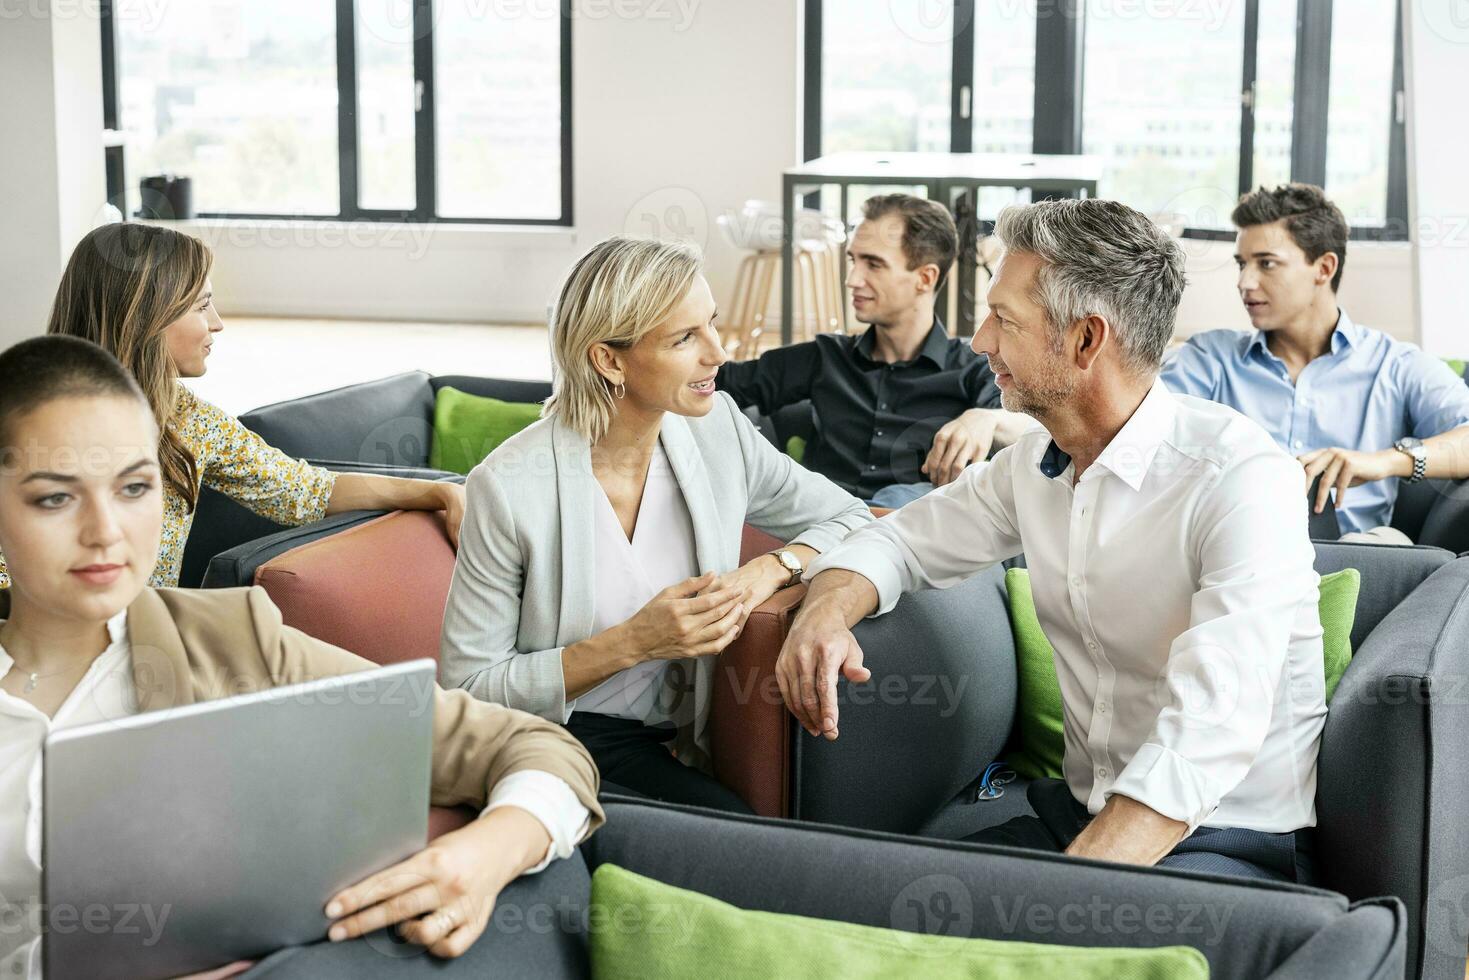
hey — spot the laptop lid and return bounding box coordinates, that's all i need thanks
[42,659,436,980]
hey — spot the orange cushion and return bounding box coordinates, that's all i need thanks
[254,510,456,667]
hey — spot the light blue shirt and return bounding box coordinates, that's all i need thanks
[1162,309,1469,534]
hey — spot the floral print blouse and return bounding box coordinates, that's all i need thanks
[0,385,336,590]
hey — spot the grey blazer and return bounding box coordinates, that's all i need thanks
[438,391,872,769]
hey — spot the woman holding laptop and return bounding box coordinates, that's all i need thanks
[0,336,602,977]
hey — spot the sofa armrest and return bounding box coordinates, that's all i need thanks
[794,564,1019,834]
[711,585,808,817]
[1316,555,1469,980]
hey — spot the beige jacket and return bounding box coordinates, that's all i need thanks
[110,585,604,832]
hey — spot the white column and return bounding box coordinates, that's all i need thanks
[0,0,105,349]
[1404,1,1469,357]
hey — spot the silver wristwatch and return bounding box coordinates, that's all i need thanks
[770,549,804,588]
[1394,437,1427,483]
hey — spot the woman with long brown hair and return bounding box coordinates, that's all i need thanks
[0,222,466,590]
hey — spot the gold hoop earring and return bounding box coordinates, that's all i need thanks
[615,382,626,400]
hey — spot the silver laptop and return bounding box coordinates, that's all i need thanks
[42,658,438,980]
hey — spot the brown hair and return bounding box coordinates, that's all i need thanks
[1232,184,1348,292]
[0,335,153,459]
[860,194,959,287]
[46,223,212,510]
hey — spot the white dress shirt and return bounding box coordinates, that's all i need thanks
[576,442,700,724]
[808,380,1327,835]
[0,613,588,980]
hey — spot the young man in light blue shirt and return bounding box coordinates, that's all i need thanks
[1161,184,1469,541]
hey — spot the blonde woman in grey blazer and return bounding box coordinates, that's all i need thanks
[440,238,872,811]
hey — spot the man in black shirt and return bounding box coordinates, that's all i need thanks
[718,193,1028,505]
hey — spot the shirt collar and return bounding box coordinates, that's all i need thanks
[855,317,949,368]
[1245,307,1359,361]
[1034,379,1177,492]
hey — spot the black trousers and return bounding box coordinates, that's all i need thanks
[565,711,753,814]
[966,779,1316,884]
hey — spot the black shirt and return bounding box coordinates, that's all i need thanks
[716,319,1003,499]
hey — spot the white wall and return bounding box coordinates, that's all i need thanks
[186,0,800,325]
[1404,0,1469,357]
[0,1,105,348]
[1176,240,1416,342]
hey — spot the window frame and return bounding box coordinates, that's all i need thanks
[803,0,1407,242]
[100,0,573,226]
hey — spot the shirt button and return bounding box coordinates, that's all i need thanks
[875,429,884,436]
[1097,767,1110,780]
[1071,576,1082,587]
[1087,641,1098,652]
[868,464,876,471]
[879,403,888,410]
[1293,439,1303,449]
[1097,699,1108,714]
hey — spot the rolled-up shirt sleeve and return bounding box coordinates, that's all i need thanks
[483,770,592,874]
[805,442,1025,616]
[1107,450,1321,832]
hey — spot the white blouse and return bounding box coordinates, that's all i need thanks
[575,442,700,726]
[0,613,587,980]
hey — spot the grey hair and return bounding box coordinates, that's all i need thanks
[993,199,1186,374]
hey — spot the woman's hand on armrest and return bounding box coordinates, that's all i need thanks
[562,572,746,698]
[327,474,467,548]
[323,806,551,958]
[702,543,815,631]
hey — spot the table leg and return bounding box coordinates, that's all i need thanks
[837,181,849,332]
[781,175,796,347]
[954,183,979,338]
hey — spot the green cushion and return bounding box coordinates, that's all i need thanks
[786,435,807,463]
[428,385,543,475]
[1004,567,1360,780]
[1443,357,1466,380]
[589,864,1210,980]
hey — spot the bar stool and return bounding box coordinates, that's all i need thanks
[718,205,846,359]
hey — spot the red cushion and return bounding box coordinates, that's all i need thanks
[254,510,456,666]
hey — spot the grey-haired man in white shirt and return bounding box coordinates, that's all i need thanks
[777,198,1327,883]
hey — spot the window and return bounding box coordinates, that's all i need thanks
[1083,0,1246,228]
[1324,0,1397,226]
[803,0,1407,240]
[969,2,1034,156]
[103,0,571,224]
[114,0,339,215]
[819,1,953,154]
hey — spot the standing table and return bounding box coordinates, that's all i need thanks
[781,152,1104,342]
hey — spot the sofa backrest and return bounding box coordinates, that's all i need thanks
[1312,541,1454,650]
[586,798,1405,980]
[240,371,437,466]
[430,375,553,405]
[1314,555,1469,980]
[251,510,457,666]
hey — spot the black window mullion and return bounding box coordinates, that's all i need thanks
[1033,0,1084,156]
[335,0,359,219]
[559,3,573,225]
[413,0,437,222]
[1384,0,1407,238]
[1237,0,1259,196]
[950,0,975,154]
[802,0,822,162]
[1290,0,1331,187]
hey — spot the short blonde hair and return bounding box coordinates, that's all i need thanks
[543,236,702,443]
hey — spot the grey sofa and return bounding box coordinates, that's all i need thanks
[244,797,1405,979]
[782,542,1469,980]
[178,372,551,587]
